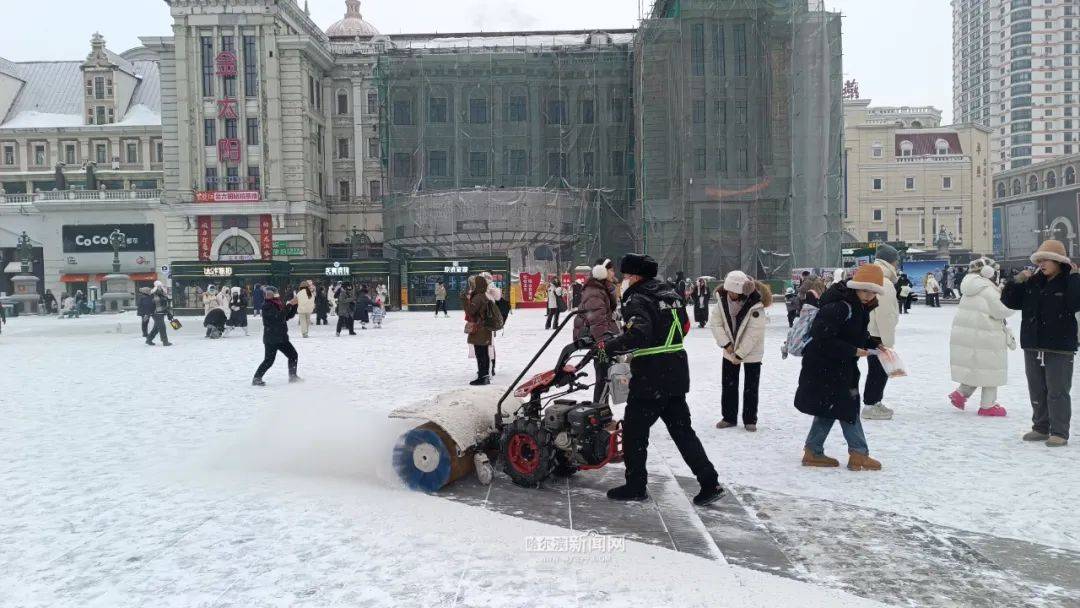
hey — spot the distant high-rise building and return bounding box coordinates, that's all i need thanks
[954,0,1080,172]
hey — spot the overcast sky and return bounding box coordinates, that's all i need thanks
[0,0,955,123]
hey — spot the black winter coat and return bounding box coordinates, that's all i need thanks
[604,278,691,398]
[1001,270,1080,352]
[793,283,875,424]
[137,292,154,316]
[261,299,297,346]
[690,284,711,322]
[315,292,330,315]
[355,294,373,323]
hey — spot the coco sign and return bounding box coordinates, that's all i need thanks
[62,224,155,253]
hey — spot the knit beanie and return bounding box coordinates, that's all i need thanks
[846,264,886,294]
[875,243,899,266]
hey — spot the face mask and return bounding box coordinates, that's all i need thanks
[620,279,631,294]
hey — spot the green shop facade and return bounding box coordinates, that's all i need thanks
[167,256,509,314]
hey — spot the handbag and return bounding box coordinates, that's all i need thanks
[1004,322,1017,351]
[169,318,183,330]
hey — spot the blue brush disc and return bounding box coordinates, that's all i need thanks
[392,427,452,492]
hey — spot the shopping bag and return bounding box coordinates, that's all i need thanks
[871,347,907,378]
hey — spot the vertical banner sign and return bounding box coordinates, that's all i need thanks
[519,272,541,303]
[259,215,273,260]
[561,274,573,303]
[197,216,213,261]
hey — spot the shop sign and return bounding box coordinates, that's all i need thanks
[444,262,469,274]
[259,214,273,261]
[217,99,239,119]
[197,216,213,261]
[218,138,241,163]
[272,247,304,256]
[325,262,351,277]
[216,51,237,77]
[195,190,261,203]
[62,224,155,253]
[203,266,234,277]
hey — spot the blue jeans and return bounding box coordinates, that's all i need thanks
[805,415,869,456]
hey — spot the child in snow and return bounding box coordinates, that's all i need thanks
[948,257,1015,417]
[708,271,772,432]
[784,287,799,327]
[371,296,386,328]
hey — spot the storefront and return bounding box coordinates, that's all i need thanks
[287,259,399,308]
[404,257,511,310]
[168,260,289,315]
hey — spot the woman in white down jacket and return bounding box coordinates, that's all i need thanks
[948,257,1016,417]
[708,270,772,432]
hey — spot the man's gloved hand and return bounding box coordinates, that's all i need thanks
[576,335,596,349]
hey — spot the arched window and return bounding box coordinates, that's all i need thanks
[336,89,349,115]
[935,138,950,155]
[911,120,923,128]
[1047,170,1057,188]
[1066,166,1076,185]
[219,236,255,258]
[1012,178,1022,195]
[900,140,914,157]
[1029,174,1039,192]
[996,182,1006,199]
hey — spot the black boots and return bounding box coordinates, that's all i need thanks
[606,485,649,502]
[469,376,490,386]
[252,377,266,387]
[693,484,725,506]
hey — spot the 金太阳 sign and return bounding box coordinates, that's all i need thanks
[203,266,234,278]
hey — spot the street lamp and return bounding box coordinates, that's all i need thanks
[16,231,33,274]
[108,228,127,273]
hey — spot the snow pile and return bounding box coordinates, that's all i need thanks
[116,104,161,126]
[1,111,82,129]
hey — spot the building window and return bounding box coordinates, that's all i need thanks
[735,100,747,124]
[125,142,138,164]
[368,137,379,159]
[582,151,594,178]
[201,36,214,97]
[545,100,567,125]
[872,177,883,191]
[694,148,706,175]
[549,152,568,178]
[733,24,747,76]
[429,97,448,123]
[393,100,413,125]
[508,95,527,122]
[943,176,953,190]
[1067,166,1077,185]
[337,138,350,159]
[691,23,705,76]
[370,180,381,200]
[873,209,883,222]
[96,106,107,125]
[900,140,914,156]
[996,182,1006,198]
[610,96,624,123]
[224,118,237,140]
[509,149,528,176]
[714,24,726,77]
[337,90,349,115]
[1029,174,1039,191]
[717,100,727,125]
[736,138,748,174]
[693,100,706,124]
[718,145,727,173]
[469,98,490,124]
[469,151,488,177]
[64,144,76,165]
[905,177,915,190]
[94,76,106,100]
[581,99,595,125]
[205,167,218,190]
[247,166,261,190]
[872,142,883,157]
[246,118,259,145]
[153,140,163,164]
[935,138,950,155]
[1047,170,1057,188]
[610,151,624,176]
[1012,178,1022,195]
[339,180,350,202]
[367,91,378,114]
[428,150,448,177]
[33,144,45,166]
[95,143,107,164]
[393,152,414,178]
[204,119,216,147]
[2,144,14,166]
[243,35,258,97]
[226,166,239,191]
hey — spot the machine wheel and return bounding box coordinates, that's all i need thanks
[392,423,474,492]
[500,418,554,488]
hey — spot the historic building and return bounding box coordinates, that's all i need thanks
[991,151,1080,269]
[843,99,993,254]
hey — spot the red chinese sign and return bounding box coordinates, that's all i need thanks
[520,272,541,303]
[217,99,238,119]
[259,214,273,261]
[195,191,261,203]
[218,138,241,163]
[216,51,237,77]
[197,216,212,261]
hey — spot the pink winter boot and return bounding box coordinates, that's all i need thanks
[948,391,967,411]
[977,404,1007,417]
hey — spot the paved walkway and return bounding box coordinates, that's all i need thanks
[441,464,1080,608]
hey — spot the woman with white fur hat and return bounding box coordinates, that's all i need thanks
[709,270,772,431]
[948,257,1015,417]
[574,259,620,402]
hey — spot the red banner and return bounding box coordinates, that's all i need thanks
[195,190,261,203]
[520,272,541,303]
[197,216,212,261]
[259,215,273,261]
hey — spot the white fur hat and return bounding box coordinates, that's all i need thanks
[592,258,612,280]
[723,270,751,294]
[231,286,241,295]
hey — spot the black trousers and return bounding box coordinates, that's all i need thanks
[904,295,914,313]
[434,300,448,316]
[474,344,490,378]
[336,315,354,334]
[255,341,298,379]
[545,307,561,329]
[146,314,169,344]
[863,351,888,405]
[622,393,719,492]
[593,358,611,404]
[787,309,798,327]
[721,359,761,425]
[141,315,150,337]
[316,312,328,325]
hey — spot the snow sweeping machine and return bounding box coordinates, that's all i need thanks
[390,311,630,492]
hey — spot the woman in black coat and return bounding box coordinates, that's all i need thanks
[314,285,330,325]
[253,286,300,386]
[690,278,711,328]
[795,267,884,471]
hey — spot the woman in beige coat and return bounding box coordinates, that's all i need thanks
[709,270,772,432]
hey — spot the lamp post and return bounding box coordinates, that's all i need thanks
[16,230,32,274]
[108,228,126,273]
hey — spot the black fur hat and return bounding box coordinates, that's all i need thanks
[619,253,658,279]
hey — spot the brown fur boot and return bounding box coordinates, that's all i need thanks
[847,452,882,471]
[801,448,839,468]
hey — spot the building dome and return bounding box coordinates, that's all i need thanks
[327,0,379,38]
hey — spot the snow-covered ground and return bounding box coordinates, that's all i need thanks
[0,303,1073,607]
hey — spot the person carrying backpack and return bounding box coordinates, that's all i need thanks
[708,271,772,432]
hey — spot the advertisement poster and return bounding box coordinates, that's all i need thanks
[519,272,541,303]
[197,216,212,261]
[901,260,947,295]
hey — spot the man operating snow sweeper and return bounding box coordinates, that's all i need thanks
[595,253,724,506]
